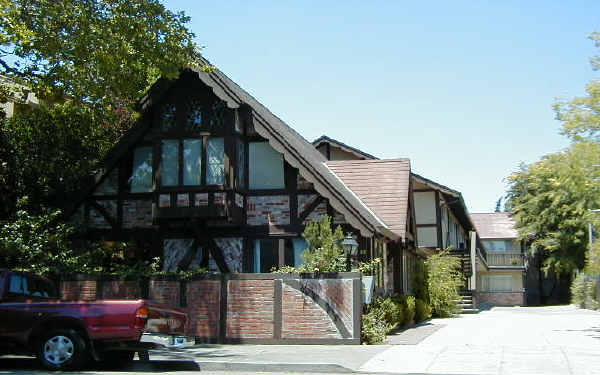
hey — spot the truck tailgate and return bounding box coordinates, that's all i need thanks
[145,303,187,336]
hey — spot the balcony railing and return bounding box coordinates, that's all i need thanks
[486,252,526,267]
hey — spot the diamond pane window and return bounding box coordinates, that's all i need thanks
[209,100,227,129]
[207,138,225,185]
[161,140,179,186]
[185,98,203,132]
[183,139,202,185]
[160,103,177,132]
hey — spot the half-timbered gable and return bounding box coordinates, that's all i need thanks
[73,62,398,286]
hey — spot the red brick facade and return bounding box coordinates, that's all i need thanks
[60,280,97,301]
[59,274,360,344]
[475,291,525,307]
[282,283,339,339]
[227,280,275,338]
[148,280,180,306]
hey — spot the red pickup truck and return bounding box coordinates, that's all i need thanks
[0,270,187,370]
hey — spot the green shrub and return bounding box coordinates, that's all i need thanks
[415,299,432,322]
[571,273,600,310]
[571,273,586,308]
[584,279,599,310]
[403,295,416,325]
[361,308,388,344]
[412,260,429,302]
[425,250,464,317]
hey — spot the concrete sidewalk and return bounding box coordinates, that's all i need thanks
[145,305,600,374]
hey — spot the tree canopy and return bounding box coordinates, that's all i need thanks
[506,32,600,275]
[0,0,203,217]
[554,33,600,142]
[506,141,600,274]
[0,0,200,118]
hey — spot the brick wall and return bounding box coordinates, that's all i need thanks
[476,291,525,306]
[102,280,141,299]
[227,280,275,339]
[246,196,290,225]
[148,280,180,306]
[187,280,221,338]
[59,273,361,344]
[282,283,340,339]
[60,280,97,301]
[122,200,153,228]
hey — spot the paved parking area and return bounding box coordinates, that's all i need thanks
[360,305,600,374]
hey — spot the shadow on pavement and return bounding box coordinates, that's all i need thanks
[0,357,200,372]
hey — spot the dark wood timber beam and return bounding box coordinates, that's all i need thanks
[298,196,325,223]
[192,219,230,273]
[88,201,118,230]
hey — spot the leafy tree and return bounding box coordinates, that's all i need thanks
[554,32,600,142]
[0,0,204,216]
[506,141,600,274]
[300,215,347,273]
[0,102,120,213]
[507,33,600,276]
[0,0,200,119]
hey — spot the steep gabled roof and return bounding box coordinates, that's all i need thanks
[77,59,396,239]
[312,135,379,160]
[471,213,518,239]
[326,159,411,240]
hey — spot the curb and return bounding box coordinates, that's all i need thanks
[195,361,355,373]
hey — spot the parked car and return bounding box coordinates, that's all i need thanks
[0,269,187,370]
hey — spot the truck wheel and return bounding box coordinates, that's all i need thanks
[37,329,88,371]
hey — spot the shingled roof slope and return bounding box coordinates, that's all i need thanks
[313,135,379,160]
[177,59,393,238]
[326,159,411,239]
[471,213,518,239]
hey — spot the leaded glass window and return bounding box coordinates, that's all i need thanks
[185,98,203,132]
[207,138,225,185]
[161,140,179,186]
[130,147,153,192]
[183,139,202,185]
[160,103,177,132]
[209,100,227,129]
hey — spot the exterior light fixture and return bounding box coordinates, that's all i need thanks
[342,234,359,257]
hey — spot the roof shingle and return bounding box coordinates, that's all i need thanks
[471,213,518,239]
[326,159,411,239]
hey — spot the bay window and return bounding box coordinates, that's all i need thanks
[207,138,225,185]
[183,139,202,185]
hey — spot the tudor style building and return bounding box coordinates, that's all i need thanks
[312,136,493,298]
[71,62,418,296]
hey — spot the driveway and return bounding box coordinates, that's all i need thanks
[360,305,600,375]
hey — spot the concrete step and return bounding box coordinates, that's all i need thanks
[460,308,479,314]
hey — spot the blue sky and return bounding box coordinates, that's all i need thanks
[164,1,599,212]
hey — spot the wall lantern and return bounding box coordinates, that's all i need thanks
[342,234,359,258]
